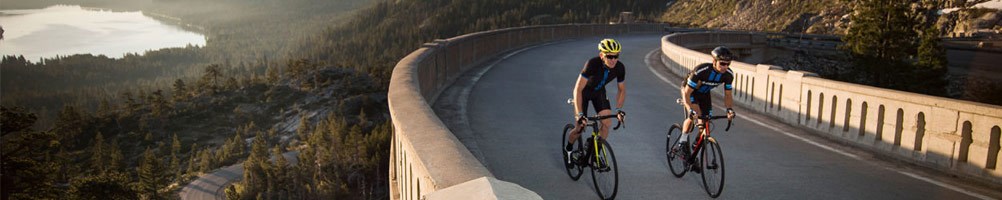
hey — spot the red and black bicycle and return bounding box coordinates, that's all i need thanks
[666,99,732,198]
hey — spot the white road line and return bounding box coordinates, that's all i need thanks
[644,49,995,200]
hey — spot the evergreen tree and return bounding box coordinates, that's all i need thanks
[54,105,85,146]
[90,132,107,173]
[170,134,182,181]
[199,148,215,173]
[187,143,200,175]
[173,79,188,102]
[1,106,37,136]
[231,130,247,159]
[200,64,223,93]
[296,114,310,142]
[151,90,170,117]
[107,138,124,172]
[914,26,949,94]
[842,0,947,93]
[136,147,168,200]
[271,146,289,198]
[1,107,61,199]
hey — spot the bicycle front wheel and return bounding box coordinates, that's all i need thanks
[666,124,687,178]
[562,124,584,180]
[700,137,725,198]
[590,138,618,200]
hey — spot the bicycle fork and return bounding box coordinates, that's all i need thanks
[587,135,610,171]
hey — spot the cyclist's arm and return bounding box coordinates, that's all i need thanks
[724,89,733,109]
[724,78,734,110]
[681,85,700,116]
[574,76,587,116]
[616,82,625,110]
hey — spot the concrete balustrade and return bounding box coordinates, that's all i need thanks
[659,32,1002,185]
[389,24,665,200]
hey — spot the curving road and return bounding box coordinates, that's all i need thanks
[434,34,1002,199]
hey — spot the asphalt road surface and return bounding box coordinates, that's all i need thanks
[433,34,1002,199]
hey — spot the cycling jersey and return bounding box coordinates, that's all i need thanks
[581,57,625,93]
[685,63,733,117]
[579,57,625,113]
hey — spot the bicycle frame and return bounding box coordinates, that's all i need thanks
[688,116,731,163]
[581,114,622,166]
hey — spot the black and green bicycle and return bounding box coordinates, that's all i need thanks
[562,99,624,200]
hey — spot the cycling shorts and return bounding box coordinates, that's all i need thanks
[688,93,713,118]
[580,90,612,115]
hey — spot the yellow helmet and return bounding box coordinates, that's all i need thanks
[598,38,622,53]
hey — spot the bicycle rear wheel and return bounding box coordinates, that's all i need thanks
[666,124,687,178]
[590,138,618,200]
[700,137,725,198]
[562,124,584,180]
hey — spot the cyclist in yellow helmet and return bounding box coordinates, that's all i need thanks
[565,38,627,167]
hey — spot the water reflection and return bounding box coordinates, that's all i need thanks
[0,5,206,61]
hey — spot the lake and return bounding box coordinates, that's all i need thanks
[0,5,206,61]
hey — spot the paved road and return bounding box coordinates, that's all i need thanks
[434,34,1002,199]
[179,151,298,200]
[945,48,1002,81]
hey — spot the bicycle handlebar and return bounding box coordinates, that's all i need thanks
[580,114,626,130]
[703,116,733,132]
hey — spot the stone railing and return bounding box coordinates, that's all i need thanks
[388,24,665,200]
[659,31,1002,185]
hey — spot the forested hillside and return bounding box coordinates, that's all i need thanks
[3,0,671,199]
[1,0,370,127]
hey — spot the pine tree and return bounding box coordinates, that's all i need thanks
[200,64,223,93]
[151,90,170,117]
[1,108,62,199]
[90,132,107,173]
[108,138,124,172]
[172,79,188,102]
[170,134,182,182]
[55,105,85,146]
[187,143,200,175]
[271,146,289,198]
[136,147,168,200]
[297,114,310,142]
[842,0,943,91]
[199,148,214,173]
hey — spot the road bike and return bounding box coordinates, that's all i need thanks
[666,98,732,198]
[562,98,624,200]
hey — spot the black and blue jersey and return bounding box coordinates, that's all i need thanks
[685,63,733,117]
[581,57,625,93]
[686,63,733,94]
[578,57,625,114]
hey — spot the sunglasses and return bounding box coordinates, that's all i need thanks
[718,61,731,66]
[604,54,619,59]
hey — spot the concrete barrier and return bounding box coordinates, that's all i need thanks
[389,24,665,200]
[659,31,1002,185]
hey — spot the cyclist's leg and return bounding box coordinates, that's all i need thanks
[568,94,594,148]
[697,94,713,120]
[681,96,697,134]
[597,97,613,140]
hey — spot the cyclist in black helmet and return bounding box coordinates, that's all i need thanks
[565,38,627,167]
[679,46,737,152]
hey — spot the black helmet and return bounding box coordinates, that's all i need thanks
[711,46,734,61]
